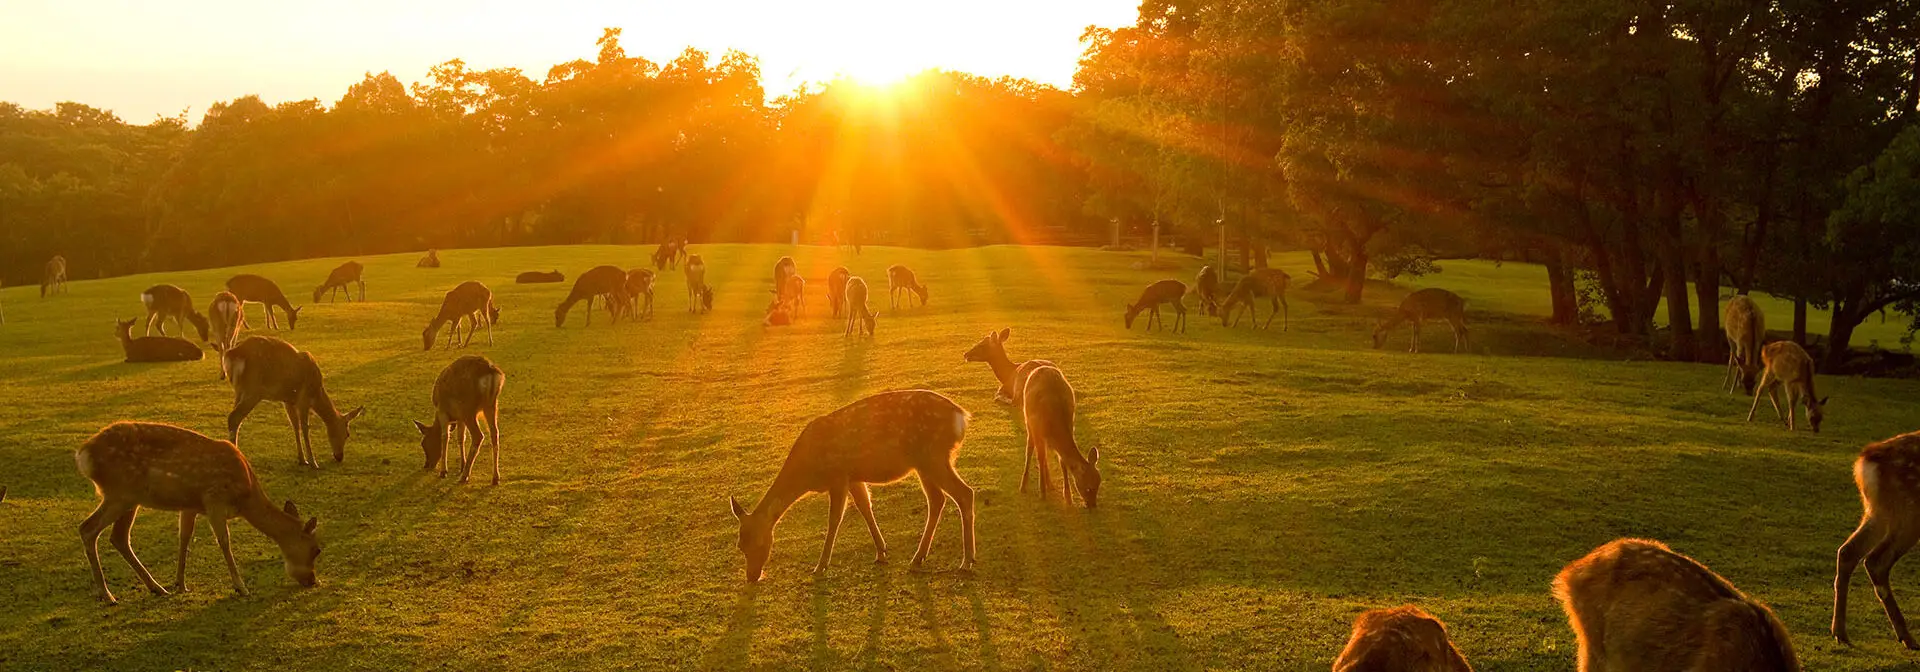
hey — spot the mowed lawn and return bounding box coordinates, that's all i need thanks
[1,244,1918,670]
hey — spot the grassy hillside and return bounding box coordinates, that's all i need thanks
[0,245,1916,670]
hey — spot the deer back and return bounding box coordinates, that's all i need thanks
[1136,279,1187,306]
[77,421,260,513]
[888,265,920,288]
[141,284,193,316]
[1334,606,1474,672]
[1760,341,1816,386]
[434,281,492,322]
[567,266,626,302]
[432,355,504,419]
[828,267,850,296]
[1401,288,1466,320]
[324,261,362,286]
[1251,268,1290,295]
[209,292,243,342]
[1855,432,1920,524]
[624,269,655,296]
[225,336,316,403]
[116,318,204,362]
[227,274,291,307]
[781,391,968,489]
[1554,538,1798,671]
[844,276,870,311]
[1724,296,1765,348]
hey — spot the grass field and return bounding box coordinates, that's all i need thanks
[1,244,1917,670]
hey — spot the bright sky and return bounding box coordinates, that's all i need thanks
[0,0,1139,123]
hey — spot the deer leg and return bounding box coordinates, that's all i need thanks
[1747,371,1774,422]
[1037,440,1055,500]
[849,484,887,564]
[1455,319,1468,353]
[1865,529,1920,649]
[1837,517,1882,646]
[284,403,308,467]
[1410,318,1422,353]
[227,394,263,446]
[173,511,197,592]
[458,416,484,484]
[1021,432,1038,493]
[1785,387,1800,431]
[463,315,478,347]
[1061,462,1075,506]
[1768,384,1786,425]
[80,499,132,603]
[1262,297,1278,330]
[936,467,977,571]
[484,311,494,345]
[110,508,168,596]
[145,312,161,336]
[485,406,502,486]
[814,485,848,575]
[1723,350,1739,393]
[909,478,946,570]
[208,514,248,596]
[1174,300,1186,333]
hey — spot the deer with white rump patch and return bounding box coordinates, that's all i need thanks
[224,336,365,467]
[140,284,210,341]
[1020,365,1099,507]
[413,355,505,485]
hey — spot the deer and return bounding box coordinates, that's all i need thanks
[313,261,364,303]
[554,265,628,327]
[412,355,505,485]
[685,254,708,313]
[416,249,441,268]
[843,275,876,338]
[1723,294,1767,394]
[226,274,301,330]
[828,266,851,318]
[1124,279,1189,333]
[1333,605,1474,672]
[763,297,793,327]
[1747,340,1827,432]
[700,286,714,314]
[515,270,564,284]
[778,273,807,318]
[652,240,686,270]
[224,336,365,468]
[962,327,1056,405]
[42,254,67,297]
[728,390,976,582]
[774,256,796,295]
[1021,365,1100,508]
[140,284,210,341]
[116,318,203,363]
[1220,268,1291,330]
[208,292,245,378]
[1554,538,1799,671]
[1834,430,1920,649]
[1373,288,1467,353]
[1194,265,1222,316]
[75,421,322,604]
[621,268,656,320]
[887,264,928,309]
[423,281,498,351]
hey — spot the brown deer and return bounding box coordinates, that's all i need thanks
[763,297,793,327]
[774,256,796,294]
[685,254,708,313]
[76,421,322,604]
[412,355,505,485]
[1124,279,1188,333]
[1373,288,1467,353]
[1021,365,1099,508]
[515,270,564,284]
[554,265,628,327]
[828,266,851,318]
[116,318,203,363]
[209,292,245,378]
[423,281,498,351]
[140,284,210,341]
[1834,430,1920,649]
[729,390,975,582]
[1220,268,1291,330]
[843,275,876,337]
[313,261,364,303]
[1723,294,1766,394]
[226,274,301,330]
[416,249,441,268]
[778,273,807,318]
[621,268,656,320]
[224,336,365,467]
[1555,538,1799,671]
[887,264,928,309]
[962,327,1055,405]
[1194,265,1221,316]
[652,240,686,270]
[1333,605,1474,672]
[1747,340,1827,432]
[42,254,67,297]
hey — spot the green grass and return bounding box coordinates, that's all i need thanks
[0,245,1916,670]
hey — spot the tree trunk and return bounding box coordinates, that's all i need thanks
[1793,298,1808,345]
[1694,254,1722,363]
[1544,244,1577,325]
[1253,241,1269,270]
[1824,307,1860,373]
[1343,239,1368,304]
[1150,221,1161,266]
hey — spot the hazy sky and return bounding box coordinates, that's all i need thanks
[0,0,1140,123]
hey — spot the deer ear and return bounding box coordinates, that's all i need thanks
[344,406,365,423]
[1088,444,1101,464]
[304,517,319,534]
[997,327,1011,342]
[730,496,747,520]
[413,420,431,435]
[284,500,300,517]
[1820,396,1831,405]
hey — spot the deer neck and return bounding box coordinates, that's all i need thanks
[238,492,303,542]
[986,351,1017,388]
[752,474,810,527]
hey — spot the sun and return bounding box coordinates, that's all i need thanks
[837,60,921,87]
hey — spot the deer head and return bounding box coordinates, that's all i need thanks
[1073,445,1102,508]
[414,420,448,469]
[963,328,1011,364]
[285,306,302,330]
[324,406,365,462]
[1811,396,1830,433]
[1124,303,1146,329]
[1371,323,1390,349]
[278,500,322,587]
[730,496,774,583]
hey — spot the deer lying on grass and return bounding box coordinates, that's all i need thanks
[416,249,441,268]
[843,276,876,338]
[963,328,1055,405]
[140,284,210,341]
[1220,268,1291,330]
[224,336,364,467]
[1723,294,1766,394]
[1834,430,1920,649]
[1747,340,1827,432]
[1021,365,1099,508]
[1555,538,1799,671]
[116,318,203,363]
[729,390,975,582]
[412,355,505,485]
[76,421,322,604]
[209,292,244,378]
[226,274,301,330]
[621,268,656,320]
[554,265,628,327]
[1194,265,1221,316]
[1125,279,1188,333]
[685,254,708,313]
[763,297,793,327]
[887,265,928,309]
[424,281,498,350]
[42,254,67,297]
[828,266,850,318]
[1333,605,1474,672]
[313,261,364,303]
[1373,288,1467,353]
[515,270,564,284]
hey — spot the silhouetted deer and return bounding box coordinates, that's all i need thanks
[208,292,244,378]
[42,255,67,297]
[963,327,1055,405]
[224,336,364,467]
[1747,340,1827,432]
[1373,288,1467,353]
[828,266,851,318]
[554,265,628,327]
[1021,365,1099,508]
[313,261,364,303]
[115,318,202,363]
[416,249,441,268]
[621,268,656,320]
[1220,268,1291,330]
[226,274,301,330]
[1334,605,1473,672]
[887,265,928,309]
[1723,294,1765,394]
[685,255,708,313]
[1555,538,1799,671]
[1835,430,1920,649]
[412,355,505,485]
[424,281,498,350]
[1124,279,1188,333]
[1194,265,1221,316]
[843,276,875,338]
[140,284,209,340]
[515,270,564,284]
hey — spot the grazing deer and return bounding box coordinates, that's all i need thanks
[887,265,928,309]
[828,266,851,318]
[1124,279,1189,333]
[75,421,322,604]
[1834,430,1920,649]
[313,261,364,303]
[42,254,68,297]
[515,270,564,284]
[843,276,876,337]
[1194,265,1221,316]
[226,274,301,330]
[779,273,807,318]
[763,297,793,327]
[1723,295,1766,394]
[116,318,203,363]
[1220,268,1291,330]
[1021,365,1100,508]
[140,284,210,341]
[700,286,714,313]
[1334,605,1474,672]
[728,390,975,582]
[653,240,686,270]
[209,292,245,378]
[423,281,498,351]
[1555,538,1799,671]
[1373,288,1467,353]
[774,256,796,295]
[412,355,505,485]
[416,249,441,268]
[685,254,708,313]
[621,268,656,320]
[962,328,1056,405]
[554,265,628,327]
[224,336,365,467]
[1747,340,1826,432]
